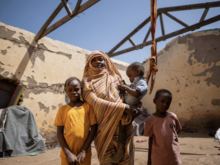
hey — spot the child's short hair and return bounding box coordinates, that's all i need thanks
[154,89,172,100]
[64,77,81,88]
[128,62,145,76]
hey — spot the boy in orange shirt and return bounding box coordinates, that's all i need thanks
[54,77,97,165]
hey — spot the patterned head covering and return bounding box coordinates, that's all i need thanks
[83,50,121,80]
[82,51,122,93]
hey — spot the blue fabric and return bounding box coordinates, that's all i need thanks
[125,77,148,105]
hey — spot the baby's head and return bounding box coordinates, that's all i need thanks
[153,89,172,113]
[64,77,82,102]
[126,62,145,83]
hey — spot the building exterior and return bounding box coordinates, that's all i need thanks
[142,29,220,132]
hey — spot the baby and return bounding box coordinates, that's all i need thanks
[112,62,149,163]
[119,62,148,106]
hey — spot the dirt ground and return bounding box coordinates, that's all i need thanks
[1,131,220,165]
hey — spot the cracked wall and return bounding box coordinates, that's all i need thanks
[142,29,220,131]
[0,22,129,144]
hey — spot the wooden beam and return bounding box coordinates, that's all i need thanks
[61,0,72,16]
[108,16,151,54]
[200,8,209,22]
[158,1,220,13]
[143,27,151,43]
[74,0,82,13]
[128,38,136,46]
[108,14,220,57]
[39,0,100,39]
[35,2,64,41]
[163,12,188,28]
[61,0,82,17]
[159,13,165,36]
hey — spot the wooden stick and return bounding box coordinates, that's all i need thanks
[200,8,209,22]
[143,27,151,43]
[158,1,220,13]
[40,0,100,39]
[108,16,151,54]
[160,13,165,36]
[128,38,136,46]
[108,14,220,57]
[35,2,64,41]
[163,12,188,28]
[61,0,73,16]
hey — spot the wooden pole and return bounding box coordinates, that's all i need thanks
[159,13,165,36]
[200,8,209,22]
[39,0,100,39]
[108,14,220,57]
[35,2,64,41]
[163,12,188,28]
[108,16,151,54]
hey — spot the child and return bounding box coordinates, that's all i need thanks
[144,89,182,165]
[54,77,97,165]
[118,62,148,106]
[112,62,149,163]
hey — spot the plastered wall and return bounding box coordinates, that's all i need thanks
[142,29,220,131]
[0,22,130,144]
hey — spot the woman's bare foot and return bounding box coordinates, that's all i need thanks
[111,145,125,163]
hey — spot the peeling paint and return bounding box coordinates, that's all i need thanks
[42,120,48,126]
[38,102,50,115]
[211,99,220,106]
[0,26,72,67]
[2,71,9,77]
[1,49,7,55]
[52,106,56,110]
[178,34,220,88]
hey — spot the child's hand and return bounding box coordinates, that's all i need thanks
[118,84,127,91]
[66,152,78,165]
[77,150,86,164]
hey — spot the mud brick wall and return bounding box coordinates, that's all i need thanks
[142,29,220,132]
[0,22,129,144]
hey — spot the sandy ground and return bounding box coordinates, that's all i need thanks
[1,131,220,165]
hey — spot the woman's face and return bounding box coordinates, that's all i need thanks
[91,56,106,69]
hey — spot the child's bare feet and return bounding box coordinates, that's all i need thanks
[111,145,125,163]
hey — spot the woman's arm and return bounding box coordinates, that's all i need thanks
[57,126,78,164]
[83,90,141,121]
[77,124,97,163]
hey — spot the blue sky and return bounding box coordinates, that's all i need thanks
[0,0,219,63]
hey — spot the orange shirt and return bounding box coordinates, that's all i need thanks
[54,103,97,164]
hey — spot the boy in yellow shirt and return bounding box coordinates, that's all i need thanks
[54,77,97,165]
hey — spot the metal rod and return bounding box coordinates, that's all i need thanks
[143,27,151,43]
[163,12,188,27]
[39,0,100,39]
[108,14,220,57]
[35,2,64,41]
[108,16,151,54]
[160,13,165,36]
[200,8,209,22]
[128,38,136,46]
[157,1,220,13]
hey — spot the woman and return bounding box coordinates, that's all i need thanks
[82,51,141,165]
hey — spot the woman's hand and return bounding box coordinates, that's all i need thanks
[125,104,142,117]
[66,152,78,165]
[77,150,86,164]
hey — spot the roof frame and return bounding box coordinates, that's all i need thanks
[35,0,100,41]
[107,1,220,57]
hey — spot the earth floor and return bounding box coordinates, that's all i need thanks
[1,131,220,165]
